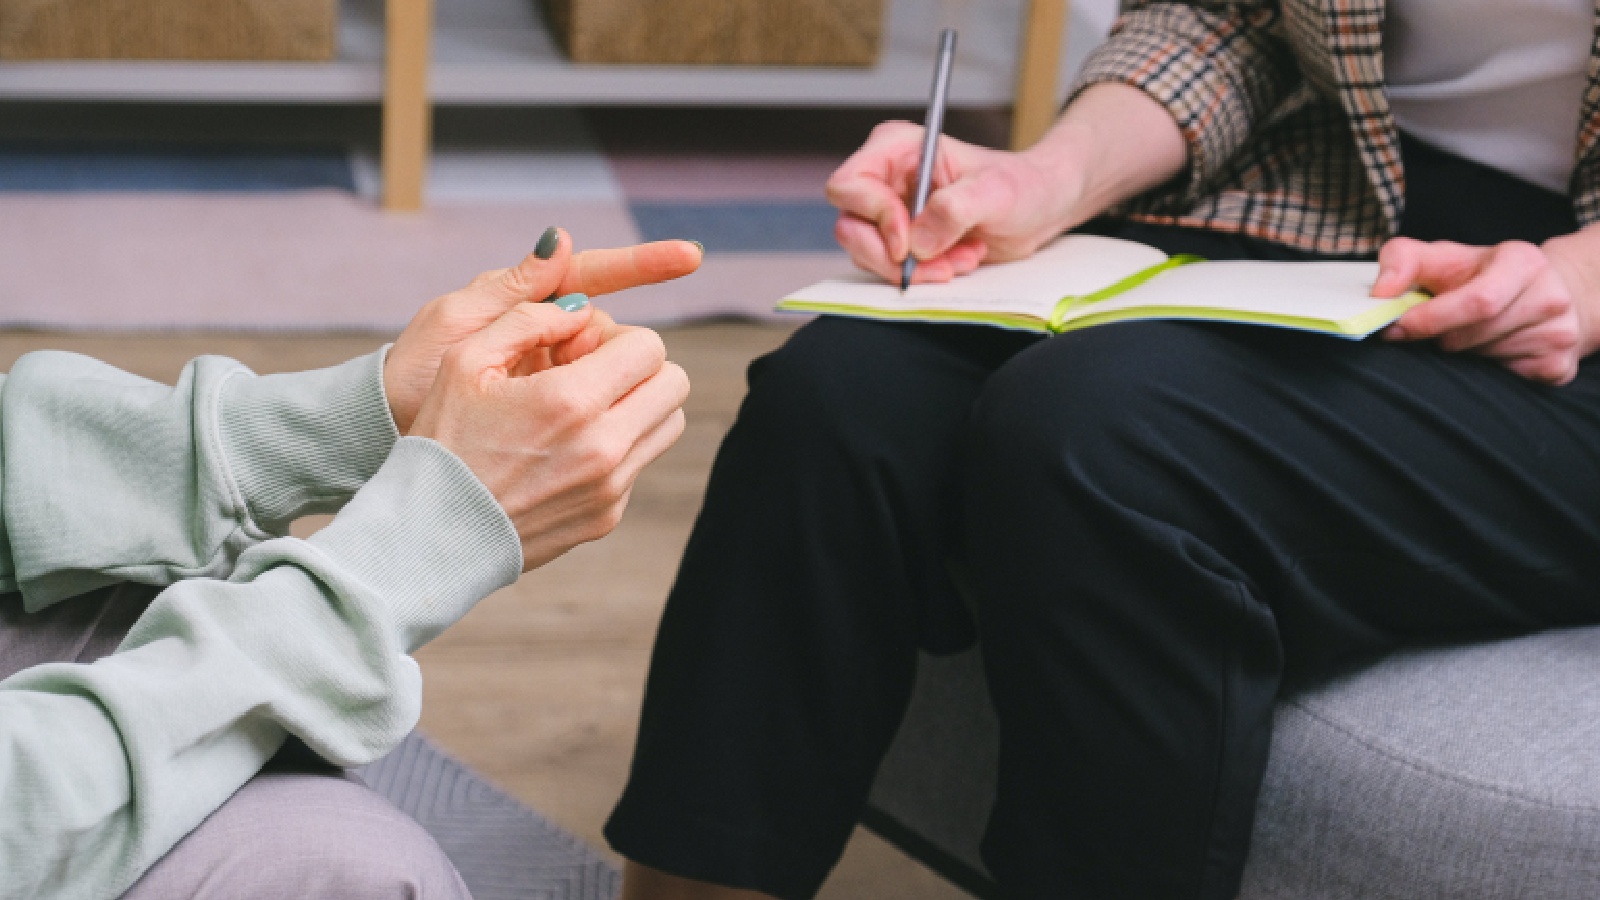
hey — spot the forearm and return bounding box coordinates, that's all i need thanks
[0,437,519,900]
[1070,0,1299,208]
[1023,82,1189,226]
[0,349,397,608]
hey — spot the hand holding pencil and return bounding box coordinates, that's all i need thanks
[826,69,1183,286]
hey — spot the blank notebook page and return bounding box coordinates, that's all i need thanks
[1084,260,1387,319]
[790,235,1169,317]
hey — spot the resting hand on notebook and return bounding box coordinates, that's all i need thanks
[826,83,1184,285]
[1373,230,1600,385]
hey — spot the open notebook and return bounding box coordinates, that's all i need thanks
[779,234,1428,338]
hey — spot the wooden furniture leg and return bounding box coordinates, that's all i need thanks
[382,0,433,211]
[1010,0,1068,151]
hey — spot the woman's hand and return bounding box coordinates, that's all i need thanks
[825,83,1187,285]
[409,301,689,571]
[1373,229,1600,385]
[384,230,702,432]
[826,124,1078,284]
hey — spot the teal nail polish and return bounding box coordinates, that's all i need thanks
[553,292,589,312]
[534,227,560,259]
[690,240,705,254]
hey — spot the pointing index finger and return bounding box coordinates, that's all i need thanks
[556,241,704,299]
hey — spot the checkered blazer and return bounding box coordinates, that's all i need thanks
[1072,0,1600,256]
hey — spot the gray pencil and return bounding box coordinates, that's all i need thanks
[902,28,959,292]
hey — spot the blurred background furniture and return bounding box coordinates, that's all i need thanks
[540,0,886,66]
[0,0,1078,211]
[866,627,1600,897]
[0,0,339,61]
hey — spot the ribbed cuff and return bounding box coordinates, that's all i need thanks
[218,349,400,533]
[307,436,523,651]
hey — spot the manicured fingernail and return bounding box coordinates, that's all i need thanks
[534,226,560,259]
[690,240,705,254]
[553,292,589,312]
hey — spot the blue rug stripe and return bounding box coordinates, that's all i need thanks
[630,201,840,252]
[0,145,356,192]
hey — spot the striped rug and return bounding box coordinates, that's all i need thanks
[358,732,620,900]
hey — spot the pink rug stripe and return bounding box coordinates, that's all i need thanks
[0,193,848,330]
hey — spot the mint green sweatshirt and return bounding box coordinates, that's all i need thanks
[0,348,524,900]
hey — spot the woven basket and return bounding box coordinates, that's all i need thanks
[542,0,884,66]
[0,0,337,60]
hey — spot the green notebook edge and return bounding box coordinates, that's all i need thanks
[776,253,1429,339]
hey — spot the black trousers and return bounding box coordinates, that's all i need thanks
[605,138,1600,899]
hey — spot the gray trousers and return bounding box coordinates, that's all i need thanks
[0,583,472,900]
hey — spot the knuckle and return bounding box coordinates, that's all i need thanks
[1501,240,1545,270]
[665,408,688,441]
[417,295,447,320]
[629,328,669,368]
[1378,238,1419,270]
[1464,290,1500,320]
[587,503,627,542]
[1535,357,1571,382]
[928,191,967,227]
[440,345,477,380]
[1541,291,1573,318]
[598,468,632,505]
[577,436,627,480]
[541,385,593,424]
[660,361,690,396]
[498,263,536,297]
[1551,323,1581,350]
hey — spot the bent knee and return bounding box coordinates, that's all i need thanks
[966,322,1270,516]
[125,772,468,900]
[744,317,998,456]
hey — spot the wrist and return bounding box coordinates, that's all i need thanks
[219,349,400,533]
[1019,126,1095,231]
[1032,82,1188,222]
[1542,229,1600,357]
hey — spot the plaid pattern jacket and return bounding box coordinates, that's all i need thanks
[1072,0,1600,256]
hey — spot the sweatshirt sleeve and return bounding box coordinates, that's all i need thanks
[0,436,523,900]
[0,348,400,610]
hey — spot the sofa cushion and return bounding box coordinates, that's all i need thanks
[1242,625,1600,899]
[865,626,1600,898]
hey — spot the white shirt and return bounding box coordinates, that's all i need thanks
[1384,0,1592,193]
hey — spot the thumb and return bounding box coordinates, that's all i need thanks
[452,299,596,375]
[1372,237,1424,298]
[1374,238,1484,297]
[476,227,575,307]
[908,170,1009,261]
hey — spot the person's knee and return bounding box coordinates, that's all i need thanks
[961,322,1265,581]
[968,322,1206,480]
[743,317,963,457]
[124,772,468,900]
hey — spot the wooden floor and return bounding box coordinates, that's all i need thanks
[0,324,969,900]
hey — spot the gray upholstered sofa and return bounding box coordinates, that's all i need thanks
[864,627,1600,898]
